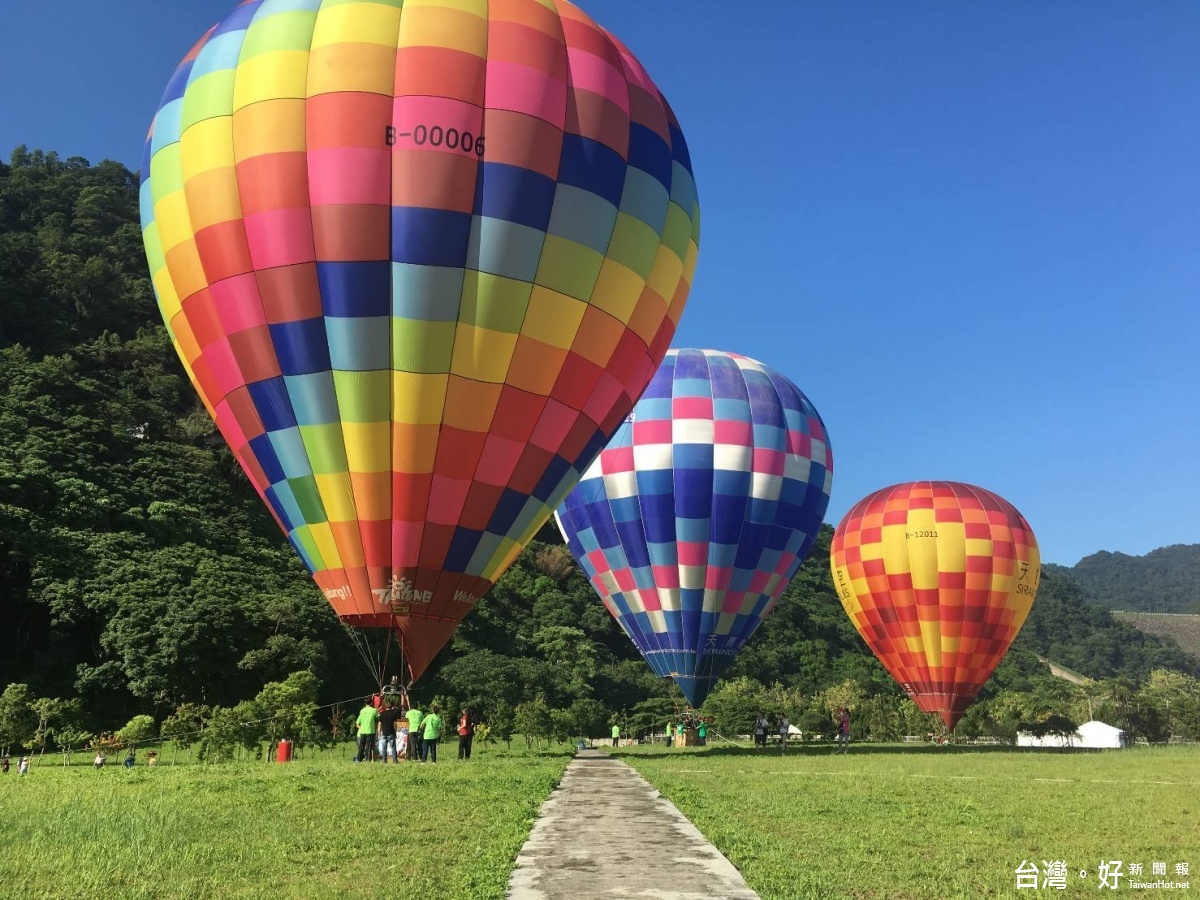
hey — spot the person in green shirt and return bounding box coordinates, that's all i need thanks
[697,721,708,747]
[354,699,378,763]
[421,704,443,763]
[406,705,423,761]
[611,723,620,748]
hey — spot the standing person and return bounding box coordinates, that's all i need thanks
[421,705,443,763]
[665,722,674,748]
[397,709,410,761]
[354,697,378,763]
[836,707,851,754]
[754,712,769,751]
[457,707,475,761]
[1,755,9,774]
[378,700,401,763]
[406,703,423,762]
[611,722,620,748]
[18,756,30,776]
[778,714,791,753]
[697,720,707,747]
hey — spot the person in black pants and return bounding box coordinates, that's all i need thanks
[378,700,401,763]
[457,707,475,760]
[354,698,378,763]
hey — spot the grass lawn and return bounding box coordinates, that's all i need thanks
[615,742,1200,899]
[0,741,569,899]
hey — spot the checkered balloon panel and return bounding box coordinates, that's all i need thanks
[556,349,833,707]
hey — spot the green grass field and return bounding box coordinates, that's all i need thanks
[615,743,1200,899]
[3,740,1196,899]
[0,742,569,900]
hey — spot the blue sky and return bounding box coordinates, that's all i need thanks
[2,1,1198,565]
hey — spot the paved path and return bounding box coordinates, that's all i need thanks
[506,749,759,900]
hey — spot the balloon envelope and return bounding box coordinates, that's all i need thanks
[555,349,833,707]
[140,0,700,680]
[830,481,1040,729]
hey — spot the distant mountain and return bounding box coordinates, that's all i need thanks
[1013,569,1199,681]
[1113,613,1200,662]
[1045,545,1200,614]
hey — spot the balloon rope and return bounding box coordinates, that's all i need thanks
[379,625,392,691]
[339,621,381,683]
[397,628,410,691]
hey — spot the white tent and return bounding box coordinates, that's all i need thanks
[1017,720,1128,749]
[1077,721,1129,749]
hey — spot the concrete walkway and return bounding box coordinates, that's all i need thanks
[506,748,760,900]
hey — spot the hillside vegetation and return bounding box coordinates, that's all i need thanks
[1114,613,1200,662]
[2,148,1199,753]
[1047,545,1200,614]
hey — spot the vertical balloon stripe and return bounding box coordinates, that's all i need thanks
[309,0,402,618]
[143,0,699,681]
[557,349,832,707]
[830,481,1039,729]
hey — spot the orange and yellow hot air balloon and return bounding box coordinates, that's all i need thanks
[830,481,1040,730]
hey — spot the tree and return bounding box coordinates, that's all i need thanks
[488,701,515,749]
[549,708,576,745]
[821,679,866,719]
[855,694,900,742]
[899,699,938,738]
[30,697,70,758]
[532,626,598,702]
[1140,670,1200,741]
[55,725,92,765]
[254,670,324,757]
[701,677,766,738]
[986,691,1037,743]
[160,703,210,763]
[568,699,611,741]
[1023,714,1079,745]
[199,701,264,763]
[514,698,552,749]
[0,683,37,754]
[628,697,675,739]
[437,651,527,712]
[117,714,157,748]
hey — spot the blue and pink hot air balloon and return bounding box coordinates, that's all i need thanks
[555,349,833,707]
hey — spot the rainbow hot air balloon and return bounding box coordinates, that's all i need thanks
[140,0,700,682]
[830,481,1040,730]
[555,349,833,708]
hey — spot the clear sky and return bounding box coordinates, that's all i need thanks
[2,1,1198,565]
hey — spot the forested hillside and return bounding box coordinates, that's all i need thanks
[2,148,1198,752]
[1046,545,1200,614]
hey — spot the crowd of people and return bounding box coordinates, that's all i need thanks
[1,755,30,775]
[750,707,852,752]
[661,714,710,747]
[3,696,856,772]
[619,707,854,752]
[353,687,476,764]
